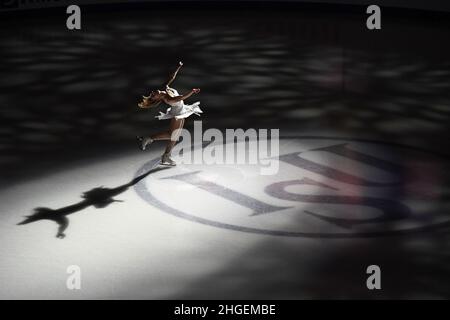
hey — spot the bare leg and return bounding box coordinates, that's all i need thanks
[137,118,185,153]
[160,118,184,165]
[137,124,171,151]
[150,131,171,141]
[164,118,185,155]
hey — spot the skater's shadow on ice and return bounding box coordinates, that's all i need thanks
[17,163,169,239]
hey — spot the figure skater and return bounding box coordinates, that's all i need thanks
[136,61,202,166]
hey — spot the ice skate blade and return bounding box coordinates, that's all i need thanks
[159,161,176,167]
[136,136,146,151]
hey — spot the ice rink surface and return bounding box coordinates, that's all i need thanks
[2,136,450,299]
[0,3,450,299]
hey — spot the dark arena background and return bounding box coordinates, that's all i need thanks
[0,0,450,300]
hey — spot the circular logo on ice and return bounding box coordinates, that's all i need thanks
[134,137,450,238]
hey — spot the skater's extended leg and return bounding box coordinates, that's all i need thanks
[150,130,171,141]
[137,129,171,151]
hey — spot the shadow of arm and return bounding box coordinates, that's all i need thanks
[56,216,69,239]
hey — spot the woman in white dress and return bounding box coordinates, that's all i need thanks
[137,62,202,166]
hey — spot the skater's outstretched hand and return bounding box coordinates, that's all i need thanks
[192,88,201,94]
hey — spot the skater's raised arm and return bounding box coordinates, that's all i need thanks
[165,61,183,87]
[164,88,200,103]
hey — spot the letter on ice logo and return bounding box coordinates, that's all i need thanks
[366,265,381,290]
[366,5,381,30]
[172,121,279,175]
[66,265,81,290]
[66,5,81,30]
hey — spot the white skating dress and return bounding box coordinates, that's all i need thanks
[156,87,203,120]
